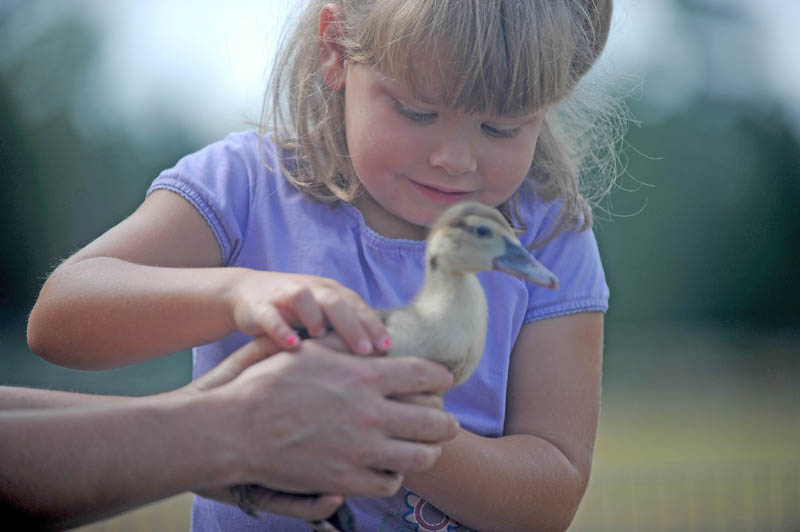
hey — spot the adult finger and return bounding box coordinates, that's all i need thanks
[378,401,459,443]
[390,392,445,410]
[333,468,404,498]
[249,490,344,521]
[306,333,349,353]
[191,337,280,391]
[370,357,454,396]
[197,486,343,521]
[365,440,444,474]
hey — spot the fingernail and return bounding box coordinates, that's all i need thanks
[357,339,372,354]
[380,336,391,350]
[321,494,344,506]
[285,334,299,346]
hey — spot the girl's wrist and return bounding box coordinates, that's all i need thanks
[215,266,251,334]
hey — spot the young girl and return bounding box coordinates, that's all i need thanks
[29,0,617,530]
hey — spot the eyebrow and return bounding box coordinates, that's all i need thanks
[375,73,442,106]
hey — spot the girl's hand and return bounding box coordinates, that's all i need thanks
[228,270,390,355]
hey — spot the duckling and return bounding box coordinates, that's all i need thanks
[232,201,559,531]
[382,201,558,384]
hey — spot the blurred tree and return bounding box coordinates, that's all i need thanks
[0,12,196,324]
[599,97,800,329]
[0,83,40,321]
[1,1,798,342]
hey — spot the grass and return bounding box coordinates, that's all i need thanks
[571,325,800,531]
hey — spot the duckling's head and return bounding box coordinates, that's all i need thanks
[426,201,559,289]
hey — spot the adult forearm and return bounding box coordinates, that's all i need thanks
[0,393,236,530]
[28,257,242,368]
[0,386,131,409]
[403,430,589,532]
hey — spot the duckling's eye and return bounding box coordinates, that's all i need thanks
[475,225,492,238]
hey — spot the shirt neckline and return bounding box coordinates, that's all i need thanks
[340,202,427,253]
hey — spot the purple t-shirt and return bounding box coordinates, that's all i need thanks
[148,131,609,532]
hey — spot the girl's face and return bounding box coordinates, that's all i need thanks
[343,62,546,240]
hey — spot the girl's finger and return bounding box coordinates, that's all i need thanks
[282,285,327,338]
[351,298,390,353]
[319,296,373,355]
[334,285,389,352]
[253,304,302,349]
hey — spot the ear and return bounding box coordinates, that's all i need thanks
[319,3,347,90]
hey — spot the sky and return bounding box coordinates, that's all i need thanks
[3,0,800,142]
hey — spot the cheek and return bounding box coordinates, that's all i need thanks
[348,113,420,178]
[484,139,537,195]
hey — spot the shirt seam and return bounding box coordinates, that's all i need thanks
[147,178,233,264]
[524,298,608,323]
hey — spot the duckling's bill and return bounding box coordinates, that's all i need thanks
[493,237,559,289]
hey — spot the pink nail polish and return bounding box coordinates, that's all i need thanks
[285,334,298,346]
[381,336,391,349]
[357,339,371,354]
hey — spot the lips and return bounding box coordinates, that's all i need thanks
[409,178,474,204]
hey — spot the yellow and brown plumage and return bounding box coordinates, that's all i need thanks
[231,201,558,531]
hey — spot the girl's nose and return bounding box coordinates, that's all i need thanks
[428,134,477,176]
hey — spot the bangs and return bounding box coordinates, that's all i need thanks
[349,0,583,115]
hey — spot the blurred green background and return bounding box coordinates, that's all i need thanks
[1,1,798,530]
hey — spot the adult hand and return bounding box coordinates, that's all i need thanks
[186,337,344,520]
[187,336,457,515]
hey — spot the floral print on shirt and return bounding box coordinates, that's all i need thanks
[377,491,476,532]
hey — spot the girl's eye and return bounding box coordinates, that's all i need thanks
[482,124,519,139]
[394,101,437,122]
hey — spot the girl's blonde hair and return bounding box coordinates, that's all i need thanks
[262,0,621,243]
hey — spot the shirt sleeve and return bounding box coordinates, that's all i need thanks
[519,195,610,323]
[145,132,258,266]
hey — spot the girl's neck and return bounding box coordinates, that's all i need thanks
[353,192,427,241]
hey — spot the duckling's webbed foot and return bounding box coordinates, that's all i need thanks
[231,483,261,518]
[310,502,358,532]
[231,485,358,531]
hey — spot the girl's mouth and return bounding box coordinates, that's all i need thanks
[408,178,474,204]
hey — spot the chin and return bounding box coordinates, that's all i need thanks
[401,210,439,229]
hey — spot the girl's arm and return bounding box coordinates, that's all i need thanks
[403,311,604,532]
[28,190,387,369]
[27,190,232,367]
